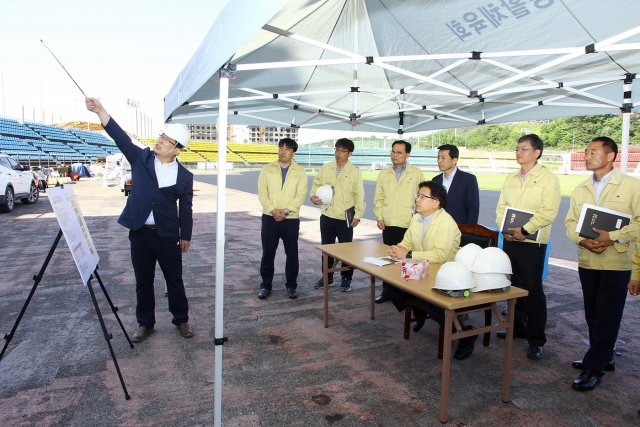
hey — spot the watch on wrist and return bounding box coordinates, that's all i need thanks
[283,209,290,217]
[521,227,529,237]
[406,251,412,259]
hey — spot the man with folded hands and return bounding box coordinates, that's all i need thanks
[565,136,640,392]
[385,181,476,360]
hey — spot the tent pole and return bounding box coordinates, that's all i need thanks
[620,73,634,174]
[621,113,630,174]
[214,69,230,427]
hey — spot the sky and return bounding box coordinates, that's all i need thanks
[0,0,429,144]
[0,0,227,135]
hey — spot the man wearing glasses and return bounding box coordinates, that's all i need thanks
[386,181,477,360]
[495,134,561,360]
[86,97,194,343]
[257,138,308,300]
[433,144,479,224]
[372,140,424,304]
[310,138,366,292]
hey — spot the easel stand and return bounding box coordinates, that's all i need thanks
[0,228,133,400]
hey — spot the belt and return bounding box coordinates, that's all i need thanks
[142,224,156,229]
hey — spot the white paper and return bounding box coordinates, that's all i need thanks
[48,186,99,286]
[363,256,396,266]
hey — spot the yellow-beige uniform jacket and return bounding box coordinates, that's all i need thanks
[565,169,640,271]
[495,163,561,244]
[399,209,460,263]
[258,160,308,219]
[310,161,366,220]
[373,163,424,228]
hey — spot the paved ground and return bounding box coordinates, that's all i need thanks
[1,174,640,426]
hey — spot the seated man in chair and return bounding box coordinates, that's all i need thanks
[386,181,477,360]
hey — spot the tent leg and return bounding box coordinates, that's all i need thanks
[621,73,634,174]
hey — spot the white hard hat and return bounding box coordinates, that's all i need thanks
[315,184,334,205]
[454,243,483,271]
[471,272,511,292]
[163,123,191,148]
[434,262,475,292]
[471,247,512,274]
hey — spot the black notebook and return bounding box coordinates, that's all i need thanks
[345,206,356,228]
[575,203,632,240]
[500,207,539,241]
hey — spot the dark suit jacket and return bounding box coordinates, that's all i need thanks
[433,168,479,224]
[104,118,193,241]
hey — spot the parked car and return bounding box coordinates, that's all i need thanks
[0,153,39,213]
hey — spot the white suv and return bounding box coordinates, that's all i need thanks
[0,153,39,213]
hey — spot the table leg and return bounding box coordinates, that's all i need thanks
[501,298,516,403]
[439,308,455,423]
[370,276,375,319]
[323,253,329,328]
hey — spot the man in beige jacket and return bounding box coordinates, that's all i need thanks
[372,140,424,304]
[257,138,308,300]
[565,136,640,391]
[495,134,561,360]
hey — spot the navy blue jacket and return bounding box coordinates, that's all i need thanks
[104,118,193,241]
[433,168,479,224]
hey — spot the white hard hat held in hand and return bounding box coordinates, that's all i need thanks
[315,184,334,206]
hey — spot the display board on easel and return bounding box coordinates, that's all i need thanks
[0,184,132,399]
[47,185,99,285]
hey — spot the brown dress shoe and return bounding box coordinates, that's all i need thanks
[177,323,194,338]
[131,326,155,343]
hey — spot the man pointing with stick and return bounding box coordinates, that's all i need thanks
[86,97,194,343]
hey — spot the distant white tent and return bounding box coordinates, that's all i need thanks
[164,1,640,425]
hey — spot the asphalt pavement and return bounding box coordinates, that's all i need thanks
[195,169,577,262]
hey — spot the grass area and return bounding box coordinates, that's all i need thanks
[358,170,590,196]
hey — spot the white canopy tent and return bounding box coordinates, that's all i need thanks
[164,1,640,424]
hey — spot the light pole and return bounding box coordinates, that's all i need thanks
[126,99,139,136]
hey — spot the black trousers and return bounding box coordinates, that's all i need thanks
[129,228,189,328]
[502,240,547,347]
[259,215,300,289]
[386,287,463,332]
[381,226,408,295]
[320,215,354,280]
[578,268,630,373]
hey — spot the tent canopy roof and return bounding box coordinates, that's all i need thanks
[165,0,640,134]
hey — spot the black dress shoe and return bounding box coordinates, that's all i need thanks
[177,323,194,338]
[413,319,425,333]
[375,294,388,304]
[527,345,544,360]
[572,369,603,391]
[131,326,155,343]
[258,288,271,299]
[287,288,298,299]
[497,331,527,339]
[454,326,478,361]
[572,359,615,372]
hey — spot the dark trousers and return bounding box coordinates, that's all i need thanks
[259,215,300,289]
[381,226,408,295]
[386,287,462,332]
[502,240,547,347]
[129,228,189,328]
[578,268,630,373]
[320,215,354,280]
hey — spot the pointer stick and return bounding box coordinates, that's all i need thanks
[40,39,87,98]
